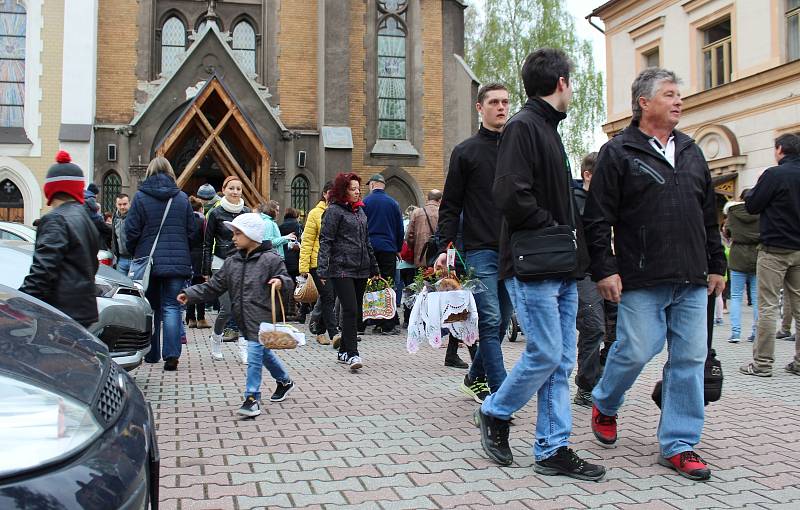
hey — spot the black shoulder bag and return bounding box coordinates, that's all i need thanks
[420,207,440,267]
[509,149,578,281]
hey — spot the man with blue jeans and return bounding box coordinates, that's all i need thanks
[436,82,512,403]
[475,49,605,481]
[584,68,726,481]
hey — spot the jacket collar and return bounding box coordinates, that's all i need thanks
[314,200,327,210]
[478,124,501,141]
[523,97,567,126]
[235,240,273,260]
[779,154,800,166]
[620,123,694,161]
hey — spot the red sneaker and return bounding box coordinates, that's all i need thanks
[591,404,617,446]
[658,451,711,480]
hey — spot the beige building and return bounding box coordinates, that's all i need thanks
[588,0,800,198]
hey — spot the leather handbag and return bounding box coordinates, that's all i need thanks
[129,198,173,291]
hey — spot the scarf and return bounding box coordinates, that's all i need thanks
[220,195,244,214]
[349,200,365,212]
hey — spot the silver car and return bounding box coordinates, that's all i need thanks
[0,241,154,370]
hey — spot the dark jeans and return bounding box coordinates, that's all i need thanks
[144,276,187,362]
[575,277,605,391]
[374,251,399,329]
[310,268,338,338]
[185,275,206,321]
[600,300,618,366]
[331,277,367,357]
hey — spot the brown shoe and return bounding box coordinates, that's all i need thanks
[187,319,197,328]
[332,334,341,349]
[196,319,212,329]
[317,334,331,345]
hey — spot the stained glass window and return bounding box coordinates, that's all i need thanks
[102,173,121,214]
[232,21,257,76]
[161,16,186,76]
[0,0,25,128]
[377,11,407,140]
[290,175,309,216]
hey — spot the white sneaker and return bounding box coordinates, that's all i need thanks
[348,355,363,371]
[238,337,248,364]
[210,333,224,361]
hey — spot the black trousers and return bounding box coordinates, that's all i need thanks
[374,251,399,329]
[575,278,605,391]
[331,277,367,357]
[310,268,338,339]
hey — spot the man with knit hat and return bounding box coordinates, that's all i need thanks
[20,151,100,327]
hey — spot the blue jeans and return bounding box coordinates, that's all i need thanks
[117,257,131,276]
[245,339,291,400]
[592,284,707,458]
[729,270,758,339]
[466,250,513,393]
[481,278,577,461]
[144,276,187,362]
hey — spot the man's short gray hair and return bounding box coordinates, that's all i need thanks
[631,68,682,122]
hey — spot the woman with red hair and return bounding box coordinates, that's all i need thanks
[317,172,379,371]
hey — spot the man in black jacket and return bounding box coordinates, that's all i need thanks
[434,82,514,400]
[740,133,800,377]
[473,49,605,481]
[583,68,726,481]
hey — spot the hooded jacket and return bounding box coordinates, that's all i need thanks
[583,123,726,290]
[317,201,379,279]
[182,242,293,340]
[299,200,326,274]
[20,201,99,327]
[202,200,251,275]
[724,202,759,273]
[279,216,303,276]
[125,173,196,279]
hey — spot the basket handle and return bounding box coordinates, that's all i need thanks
[270,281,287,326]
[370,275,390,289]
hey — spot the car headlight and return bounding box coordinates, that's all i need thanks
[95,281,119,298]
[0,374,102,477]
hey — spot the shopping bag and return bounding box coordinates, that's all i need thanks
[362,277,397,320]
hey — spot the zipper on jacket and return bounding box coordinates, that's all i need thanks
[633,158,666,185]
[239,255,248,339]
[638,225,647,270]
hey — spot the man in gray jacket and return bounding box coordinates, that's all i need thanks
[112,193,132,275]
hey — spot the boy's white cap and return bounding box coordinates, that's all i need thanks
[223,213,266,243]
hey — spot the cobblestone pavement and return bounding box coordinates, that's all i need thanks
[134,309,800,509]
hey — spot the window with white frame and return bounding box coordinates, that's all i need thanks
[0,0,25,128]
[702,18,732,89]
[377,1,408,141]
[788,0,800,61]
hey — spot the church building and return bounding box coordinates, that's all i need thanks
[94,0,479,215]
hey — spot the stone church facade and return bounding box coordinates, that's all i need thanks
[94,0,479,216]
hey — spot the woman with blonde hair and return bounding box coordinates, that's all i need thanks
[125,156,196,371]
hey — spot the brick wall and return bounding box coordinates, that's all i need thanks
[277,0,318,129]
[95,0,138,124]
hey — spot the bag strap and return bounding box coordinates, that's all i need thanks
[421,207,435,237]
[444,241,468,271]
[148,197,173,259]
[270,282,287,325]
[559,145,577,231]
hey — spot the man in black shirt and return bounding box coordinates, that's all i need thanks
[435,82,514,403]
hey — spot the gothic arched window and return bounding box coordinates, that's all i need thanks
[232,20,257,76]
[0,0,26,128]
[377,1,408,140]
[160,16,186,76]
[290,175,309,216]
[101,172,121,214]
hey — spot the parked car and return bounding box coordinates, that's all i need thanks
[0,241,153,370]
[0,221,116,266]
[0,284,159,509]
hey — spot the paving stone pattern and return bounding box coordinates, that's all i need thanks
[134,310,800,509]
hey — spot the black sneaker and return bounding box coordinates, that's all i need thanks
[534,446,606,481]
[270,381,295,402]
[459,375,489,403]
[372,325,384,334]
[474,408,513,466]
[337,352,349,364]
[238,396,261,417]
[573,388,593,407]
[776,329,793,340]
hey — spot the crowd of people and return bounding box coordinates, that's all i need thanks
[17,45,800,486]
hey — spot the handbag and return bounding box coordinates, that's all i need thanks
[129,198,173,291]
[362,277,397,320]
[509,148,578,280]
[399,241,414,263]
[294,273,319,304]
[259,283,300,349]
[420,208,440,267]
[651,349,723,408]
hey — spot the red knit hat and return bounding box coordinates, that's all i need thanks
[44,151,85,205]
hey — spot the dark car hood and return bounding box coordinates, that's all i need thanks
[0,286,107,404]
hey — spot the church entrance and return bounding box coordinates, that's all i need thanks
[155,76,271,206]
[0,179,24,223]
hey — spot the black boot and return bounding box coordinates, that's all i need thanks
[444,337,468,368]
[474,408,512,466]
[467,342,478,361]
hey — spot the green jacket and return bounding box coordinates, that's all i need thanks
[725,203,760,273]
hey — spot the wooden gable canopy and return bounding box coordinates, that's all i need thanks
[155,77,270,206]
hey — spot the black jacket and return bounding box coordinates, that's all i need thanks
[745,154,800,251]
[437,124,504,253]
[279,217,302,276]
[583,124,726,290]
[183,242,293,340]
[190,212,205,277]
[493,97,589,280]
[20,201,99,327]
[202,203,251,275]
[317,201,379,279]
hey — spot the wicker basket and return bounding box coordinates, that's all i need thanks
[294,274,319,304]
[259,283,299,349]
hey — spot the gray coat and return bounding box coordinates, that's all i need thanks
[317,201,379,279]
[182,242,294,340]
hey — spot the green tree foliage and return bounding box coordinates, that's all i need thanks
[465,0,605,171]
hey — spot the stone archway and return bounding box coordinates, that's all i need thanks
[0,157,43,225]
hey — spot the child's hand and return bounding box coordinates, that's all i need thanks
[176,293,188,305]
[269,278,282,290]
